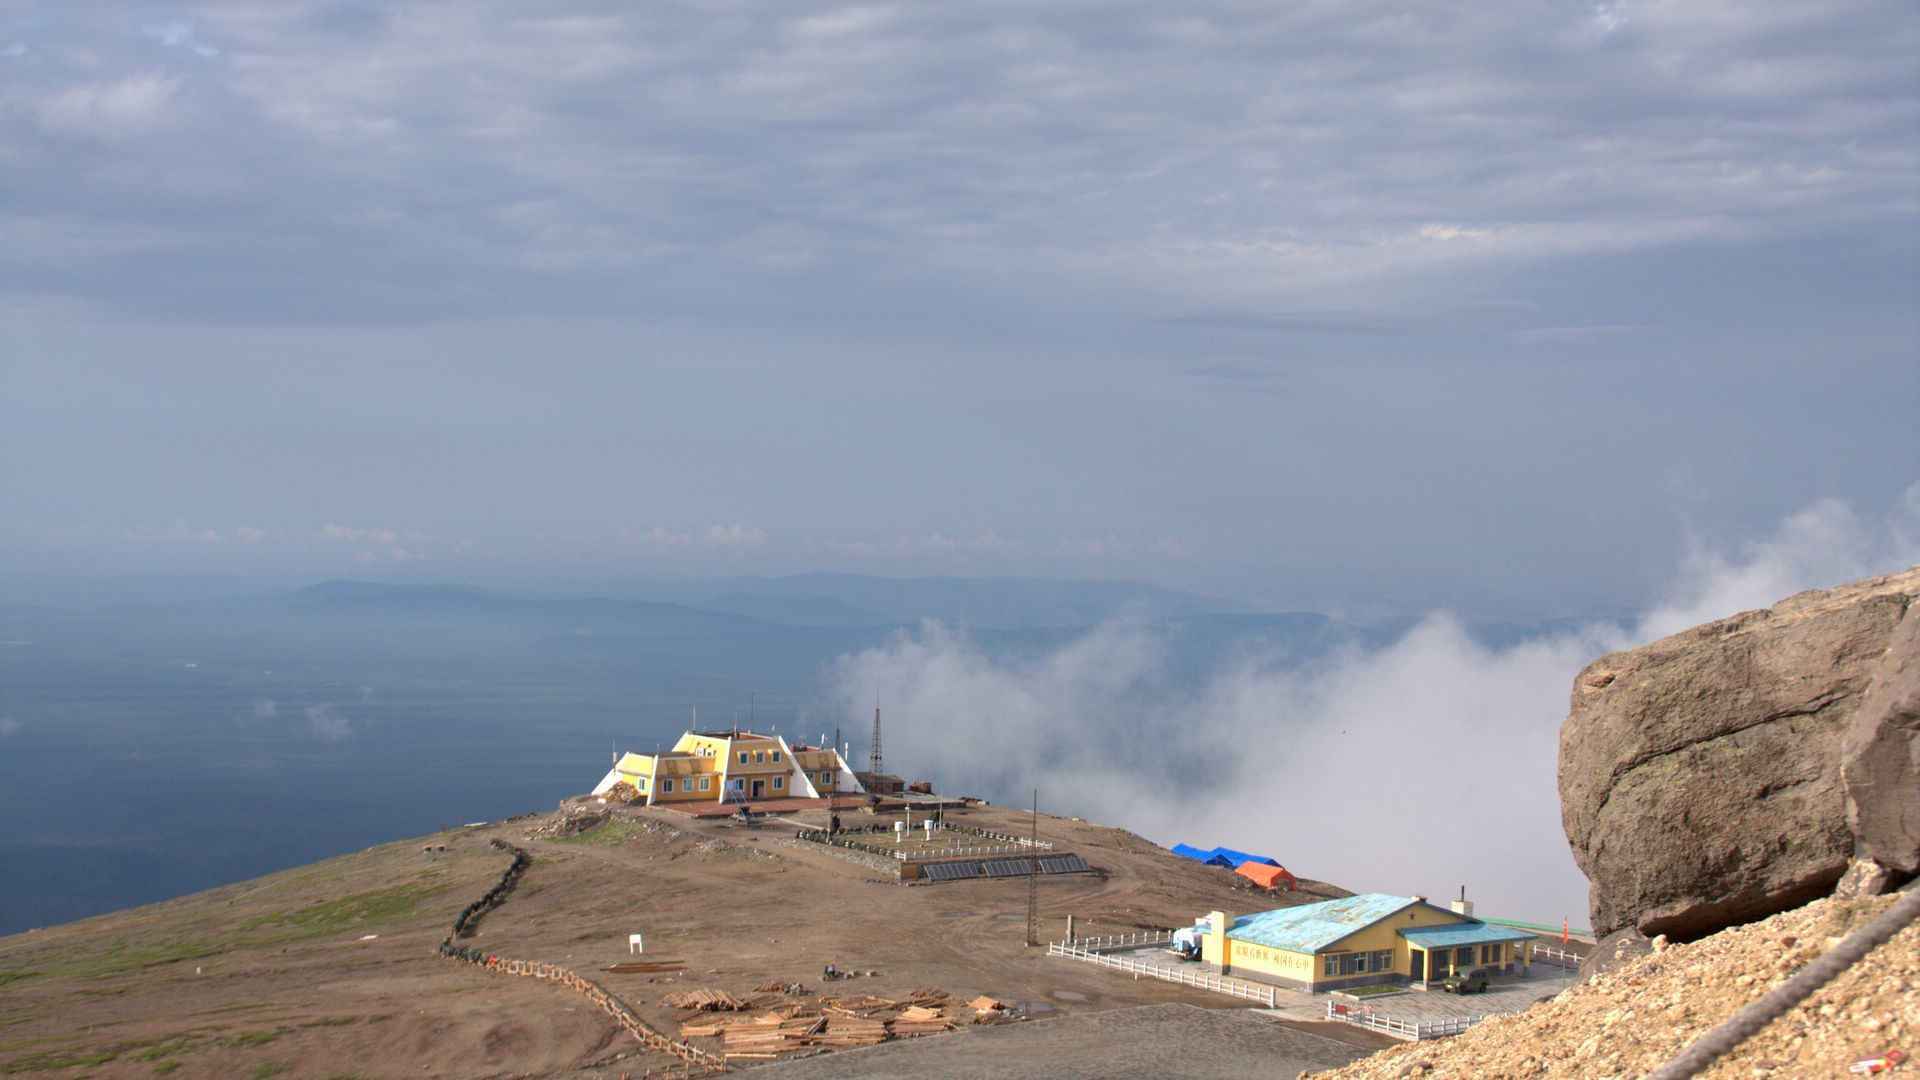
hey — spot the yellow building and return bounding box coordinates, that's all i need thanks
[592,730,864,806]
[1197,893,1536,992]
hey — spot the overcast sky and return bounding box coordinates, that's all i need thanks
[2,0,1915,615]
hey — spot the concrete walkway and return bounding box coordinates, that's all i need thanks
[1258,965,1577,1028]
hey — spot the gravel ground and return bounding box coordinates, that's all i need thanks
[1305,889,1919,1080]
[745,1002,1382,1079]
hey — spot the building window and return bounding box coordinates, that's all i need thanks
[820,772,832,785]
[773,775,784,790]
[699,777,711,791]
[1455,947,1474,968]
[753,750,764,763]
[1324,954,1339,976]
[637,778,648,792]
[1371,950,1394,971]
[771,750,781,762]
[739,751,749,764]
[662,779,675,793]
[1480,944,1501,964]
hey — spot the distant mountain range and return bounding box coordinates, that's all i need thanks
[288,573,1239,631]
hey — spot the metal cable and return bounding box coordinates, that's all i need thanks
[1642,885,1920,1080]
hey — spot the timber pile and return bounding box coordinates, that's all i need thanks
[666,988,751,1011]
[677,986,984,1060]
[602,960,686,974]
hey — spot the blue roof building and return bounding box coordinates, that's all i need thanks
[1194,892,1539,992]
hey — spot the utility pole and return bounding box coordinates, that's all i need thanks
[1026,788,1039,947]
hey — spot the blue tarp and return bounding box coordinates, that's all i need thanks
[1209,847,1281,868]
[1170,843,1215,861]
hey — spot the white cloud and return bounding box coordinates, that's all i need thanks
[828,491,1920,925]
[35,74,181,139]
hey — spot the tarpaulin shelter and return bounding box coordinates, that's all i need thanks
[1234,861,1298,891]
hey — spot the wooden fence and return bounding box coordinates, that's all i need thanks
[1046,940,1278,1007]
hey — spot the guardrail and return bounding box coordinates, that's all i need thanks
[1531,944,1583,968]
[1047,940,1277,1007]
[1324,1000,1490,1040]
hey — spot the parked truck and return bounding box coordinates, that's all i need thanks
[1169,925,1204,961]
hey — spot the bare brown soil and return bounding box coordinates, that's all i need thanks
[0,801,1360,1078]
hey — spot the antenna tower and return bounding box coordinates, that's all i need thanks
[868,704,883,776]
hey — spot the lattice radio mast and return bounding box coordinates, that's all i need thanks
[868,703,883,777]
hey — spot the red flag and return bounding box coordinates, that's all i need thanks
[1562,918,1569,945]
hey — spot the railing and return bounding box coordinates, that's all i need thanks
[942,824,1054,849]
[1047,940,1278,1007]
[1531,944,1583,968]
[792,828,1048,861]
[1324,1000,1490,1041]
[1074,930,1173,952]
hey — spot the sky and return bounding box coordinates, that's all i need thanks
[2,0,1917,616]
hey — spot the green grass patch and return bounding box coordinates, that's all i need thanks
[233,879,448,942]
[152,1062,182,1075]
[2,1044,122,1073]
[252,1064,287,1079]
[217,1031,281,1049]
[64,940,228,981]
[192,1002,275,1016]
[0,1034,82,1055]
[0,971,40,990]
[1334,984,1406,998]
[297,1017,358,1028]
[130,1036,199,1062]
[553,819,643,846]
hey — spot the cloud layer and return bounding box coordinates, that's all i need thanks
[828,493,1920,925]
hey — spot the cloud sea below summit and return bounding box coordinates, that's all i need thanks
[1,491,1915,937]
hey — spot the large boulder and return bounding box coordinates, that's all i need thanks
[1560,567,1920,941]
[1841,601,1920,873]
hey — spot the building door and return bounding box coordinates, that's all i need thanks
[1409,951,1424,981]
[752,779,765,798]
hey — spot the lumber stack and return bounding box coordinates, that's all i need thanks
[677,985,984,1060]
[666,988,751,1011]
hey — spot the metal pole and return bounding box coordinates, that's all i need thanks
[1026,788,1038,947]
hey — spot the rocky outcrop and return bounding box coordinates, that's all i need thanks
[1560,566,1920,942]
[1841,601,1920,873]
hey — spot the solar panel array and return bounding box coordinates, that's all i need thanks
[920,860,982,881]
[916,854,1094,882]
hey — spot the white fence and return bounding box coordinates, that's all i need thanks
[1531,944,1582,968]
[1074,930,1173,952]
[1324,1000,1489,1041]
[895,844,1036,861]
[1047,940,1278,1007]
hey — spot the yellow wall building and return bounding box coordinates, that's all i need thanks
[1197,893,1536,992]
[592,730,864,806]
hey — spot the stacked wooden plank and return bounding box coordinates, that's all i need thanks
[676,986,997,1060]
[666,988,752,1011]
